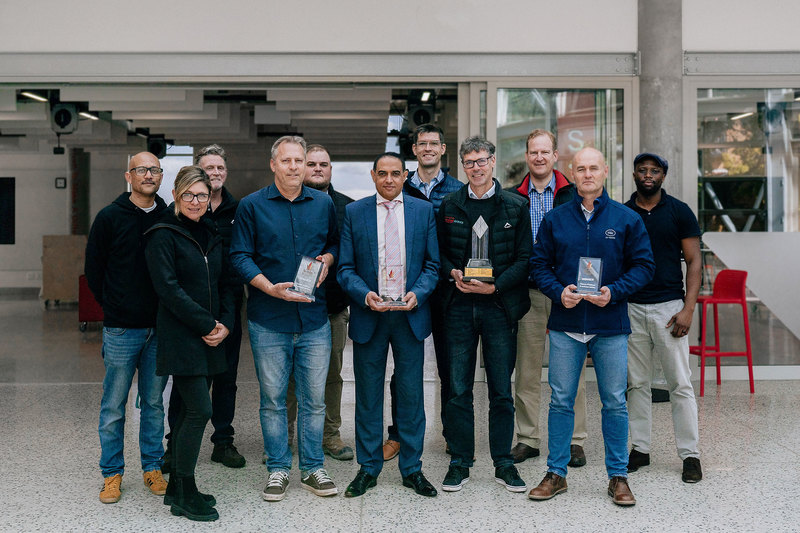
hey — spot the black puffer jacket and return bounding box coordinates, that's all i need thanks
[145,212,235,377]
[437,179,532,322]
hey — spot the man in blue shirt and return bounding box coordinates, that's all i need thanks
[230,136,339,502]
[529,147,655,506]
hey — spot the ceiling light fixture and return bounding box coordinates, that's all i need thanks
[79,111,99,121]
[21,91,48,102]
[730,112,754,120]
[420,91,432,102]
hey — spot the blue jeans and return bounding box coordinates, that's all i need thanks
[547,330,629,479]
[445,297,517,468]
[98,327,167,477]
[249,320,331,474]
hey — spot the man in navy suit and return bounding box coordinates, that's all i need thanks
[337,152,440,498]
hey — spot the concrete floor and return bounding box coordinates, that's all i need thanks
[1,294,799,532]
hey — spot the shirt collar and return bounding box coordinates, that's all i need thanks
[411,169,443,188]
[266,183,310,202]
[376,191,404,205]
[528,172,556,195]
[468,181,496,200]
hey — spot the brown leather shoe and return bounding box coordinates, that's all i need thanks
[608,476,636,506]
[511,442,540,464]
[568,444,586,467]
[382,439,400,461]
[528,472,567,501]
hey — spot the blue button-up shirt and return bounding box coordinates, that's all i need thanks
[230,184,339,333]
[528,173,556,244]
[409,169,444,199]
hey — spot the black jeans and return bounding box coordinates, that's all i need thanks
[172,375,213,477]
[167,296,242,445]
[444,296,517,468]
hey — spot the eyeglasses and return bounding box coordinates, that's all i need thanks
[415,141,441,149]
[462,157,492,169]
[129,166,164,176]
[180,192,210,203]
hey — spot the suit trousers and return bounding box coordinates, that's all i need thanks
[353,311,425,478]
[514,288,587,448]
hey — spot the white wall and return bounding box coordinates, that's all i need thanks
[684,0,800,50]
[0,153,69,288]
[0,0,637,54]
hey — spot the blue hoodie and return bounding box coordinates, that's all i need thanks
[531,189,655,335]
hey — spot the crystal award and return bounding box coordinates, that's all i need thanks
[463,215,494,282]
[287,256,323,301]
[378,264,406,306]
[576,257,602,295]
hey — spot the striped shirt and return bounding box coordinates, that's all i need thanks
[528,173,556,243]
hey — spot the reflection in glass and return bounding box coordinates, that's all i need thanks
[495,88,624,200]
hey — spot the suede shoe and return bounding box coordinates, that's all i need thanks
[402,471,437,497]
[345,470,377,497]
[442,465,469,492]
[170,476,219,522]
[143,470,168,496]
[301,468,338,497]
[262,471,290,502]
[627,449,650,472]
[682,457,703,483]
[511,442,540,464]
[608,476,636,506]
[323,438,354,461]
[568,445,587,467]
[99,473,122,504]
[528,472,567,501]
[211,443,246,468]
[494,465,526,493]
[382,439,400,461]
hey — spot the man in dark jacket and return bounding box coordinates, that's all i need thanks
[383,124,463,461]
[438,136,532,494]
[85,151,169,504]
[163,144,247,470]
[528,147,655,507]
[508,129,588,468]
[286,144,355,461]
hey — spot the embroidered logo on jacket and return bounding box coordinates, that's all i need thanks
[444,216,464,225]
[605,229,617,239]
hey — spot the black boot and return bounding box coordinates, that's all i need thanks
[161,439,174,475]
[163,475,216,507]
[170,476,219,522]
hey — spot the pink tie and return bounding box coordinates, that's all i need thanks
[382,200,401,268]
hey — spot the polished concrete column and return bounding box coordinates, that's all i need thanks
[638,0,684,199]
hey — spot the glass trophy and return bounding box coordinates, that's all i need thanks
[576,257,603,295]
[287,256,323,301]
[378,264,406,306]
[463,215,494,282]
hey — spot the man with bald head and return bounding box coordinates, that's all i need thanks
[529,147,655,506]
[85,151,169,503]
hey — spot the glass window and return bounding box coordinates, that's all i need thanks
[495,88,624,199]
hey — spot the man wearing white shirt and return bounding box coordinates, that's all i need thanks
[337,153,440,498]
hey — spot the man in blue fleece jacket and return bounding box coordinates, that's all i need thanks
[528,147,654,507]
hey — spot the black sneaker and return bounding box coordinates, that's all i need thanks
[262,471,289,502]
[301,468,338,497]
[682,457,703,483]
[495,465,526,493]
[211,443,246,468]
[442,465,469,492]
[627,449,650,472]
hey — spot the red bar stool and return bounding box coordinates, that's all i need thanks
[689,269,754,396]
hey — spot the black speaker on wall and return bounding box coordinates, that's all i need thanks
[147,135,167,158]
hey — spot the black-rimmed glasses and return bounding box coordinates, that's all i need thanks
[129,166,164,176]
[180,192,210,203]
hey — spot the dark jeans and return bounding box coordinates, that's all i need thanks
[172,375,213,477]
[444,296,517,468]
[167,297,242,446]
[388,287,447,441]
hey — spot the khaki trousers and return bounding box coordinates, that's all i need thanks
[514,288,587,447]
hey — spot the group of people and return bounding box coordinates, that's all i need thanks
[85,124,703,522]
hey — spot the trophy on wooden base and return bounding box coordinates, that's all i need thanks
[463,216,494,282]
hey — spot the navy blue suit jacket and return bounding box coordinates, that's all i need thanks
[337,194,440,344]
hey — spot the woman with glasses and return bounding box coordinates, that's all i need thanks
[145,165,234,522]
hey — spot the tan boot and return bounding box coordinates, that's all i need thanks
[144,470,168,496]
[608,476,636,506]
[528,472,567,501]
[99,474,122,504]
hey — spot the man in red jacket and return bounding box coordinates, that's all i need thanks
[510,130,588,468]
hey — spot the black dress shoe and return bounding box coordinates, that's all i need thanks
[627,449,650,472]
[568,444,586,467]
[344,470,377,497]
[402,471,438,497]
[511,442,540,464]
